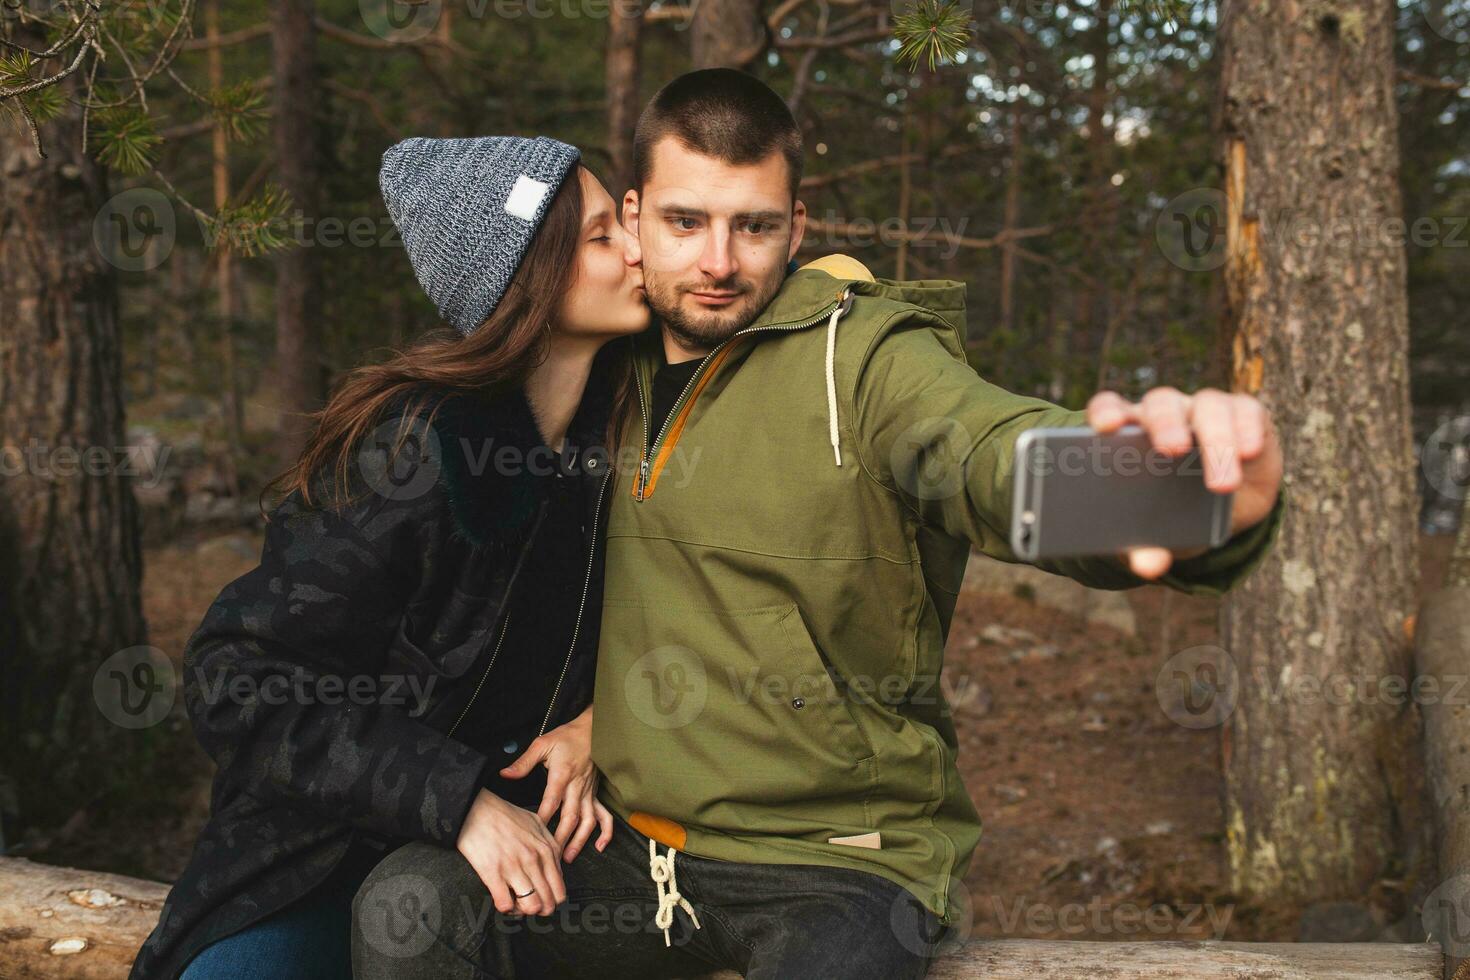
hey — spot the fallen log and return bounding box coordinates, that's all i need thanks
[693,939,1443,979]
[0,857,1445,978]
[0,857,169,980]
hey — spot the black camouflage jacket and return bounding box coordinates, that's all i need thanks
[128,345,622,980]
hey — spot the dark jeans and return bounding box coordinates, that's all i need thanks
[180,839,384,980]
[351,809,949,979]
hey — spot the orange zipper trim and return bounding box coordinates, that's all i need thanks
[634,340,743,500]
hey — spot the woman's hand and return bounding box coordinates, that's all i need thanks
[500,704,615,863]
[455,788,566,917]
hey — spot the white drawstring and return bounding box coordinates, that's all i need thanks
[649,839,701,947]
[825,290,850,466]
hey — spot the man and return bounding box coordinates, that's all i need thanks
[354,69,1286,979]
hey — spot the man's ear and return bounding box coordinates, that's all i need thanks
[622,189,641,236]
[787,198,807,264]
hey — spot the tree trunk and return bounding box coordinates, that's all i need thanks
[209,0,244,501]
[0,27,147,835]
[1000,109,1023,337]
[606,0,643,197]
[1217,0,1427,906]
[690,0,765,69]
[272,0,325,471]
[1072,0,1114,365]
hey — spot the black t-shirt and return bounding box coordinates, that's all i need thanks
[651,355,704,439]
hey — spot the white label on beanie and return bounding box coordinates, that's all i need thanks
[505,174,550,221]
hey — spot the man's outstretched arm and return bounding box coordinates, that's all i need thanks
[851,310,1286,598]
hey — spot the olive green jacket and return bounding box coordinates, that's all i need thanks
[591,257,1287,924]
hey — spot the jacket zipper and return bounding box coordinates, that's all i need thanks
[446,608,514,738]
[445,465,610,741]
[537,466,611,735]
[632,288,854,501]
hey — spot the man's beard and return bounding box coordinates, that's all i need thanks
[644,270,785,352]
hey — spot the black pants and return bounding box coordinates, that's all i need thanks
[351,809,949,979]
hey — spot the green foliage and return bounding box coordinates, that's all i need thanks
[95,106,162,175]
[0,52,68,127]
[208,80,269,143]
[207,182,297,258]
[893,0,971,72]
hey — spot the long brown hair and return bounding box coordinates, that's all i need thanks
[263,162,636,516]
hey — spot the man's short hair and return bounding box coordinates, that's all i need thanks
[633,68,803,205]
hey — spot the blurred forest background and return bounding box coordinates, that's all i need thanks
[1,0,1468,950]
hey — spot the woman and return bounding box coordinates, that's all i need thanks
[128,135,649,980]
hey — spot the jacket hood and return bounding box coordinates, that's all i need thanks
[746,255,970,466]
[749,254,968,341]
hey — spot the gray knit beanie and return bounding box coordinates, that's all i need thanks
[378,135,581,336]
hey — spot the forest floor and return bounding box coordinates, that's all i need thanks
[24,525,1458,945]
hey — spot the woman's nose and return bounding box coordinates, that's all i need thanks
[621,224,642,268]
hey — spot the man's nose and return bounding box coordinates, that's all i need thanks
[699,226,737,282]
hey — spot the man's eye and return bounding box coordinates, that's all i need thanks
[742,222,770,234]
[673,217,698,231]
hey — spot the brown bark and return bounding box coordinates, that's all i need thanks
[1000,109,1023,337]
[1415,585,1470,978]
[0,26,147,832]
[1448,483,1470,589]
[208,0,244,500]
[606,0,643,197]
[896,102,912,279]
[1217,0,1427,906]
[0,858,168,979]
[689,0,766,68]
[271,0,325,470]
[1071,0,1114,362]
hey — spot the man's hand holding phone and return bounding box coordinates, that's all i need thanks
[1084,386,1284,579]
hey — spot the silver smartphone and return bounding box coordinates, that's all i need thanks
[1010,424,1233,561]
